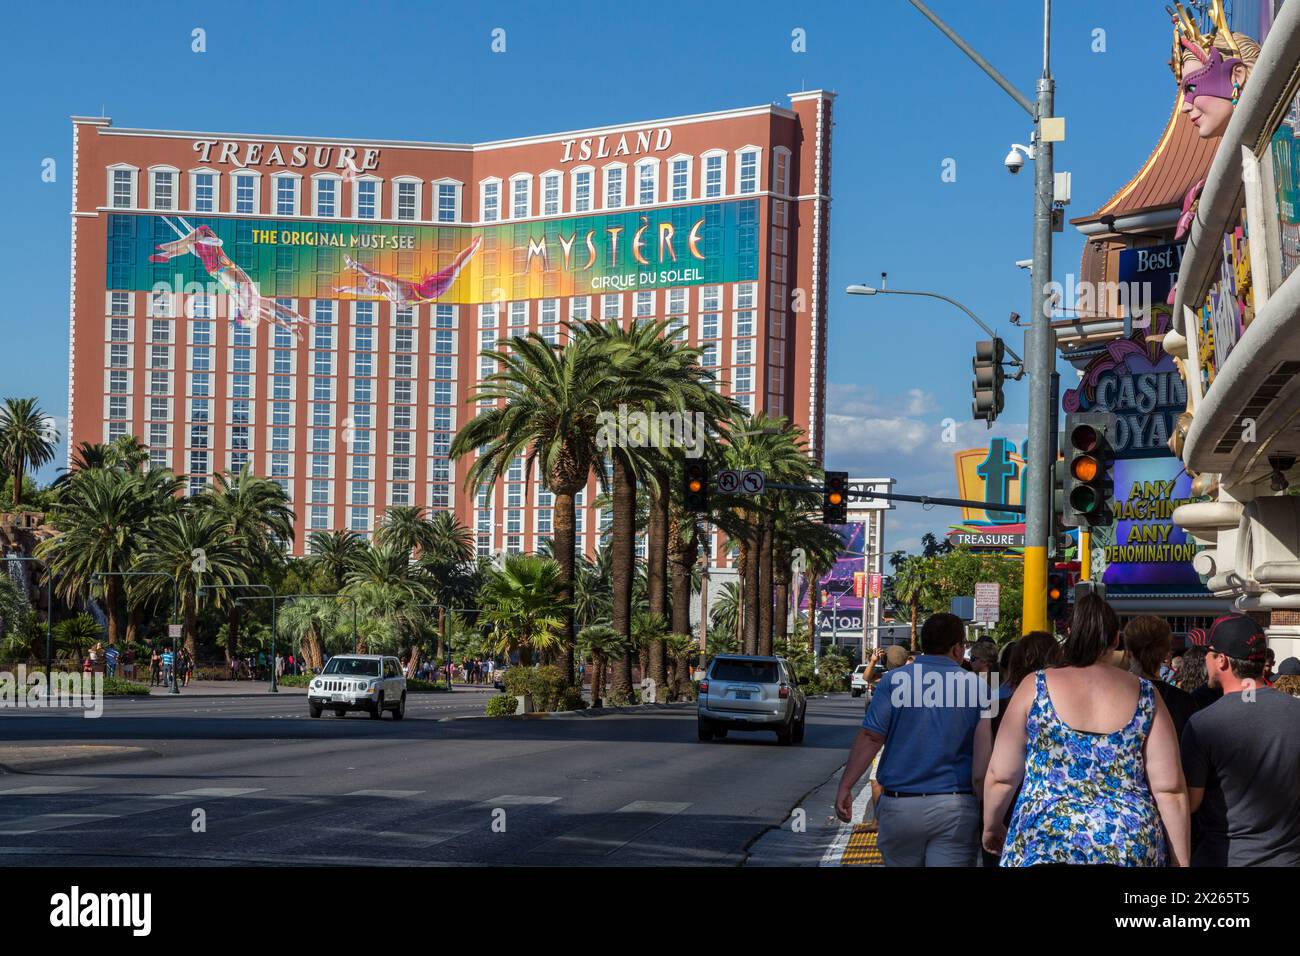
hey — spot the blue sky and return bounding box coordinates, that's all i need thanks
[0,1,1183,550]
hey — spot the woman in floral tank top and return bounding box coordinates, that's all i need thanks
[981,594,1190,866]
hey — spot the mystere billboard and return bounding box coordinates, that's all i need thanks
[104,200,759,309]
[799,523,865,634]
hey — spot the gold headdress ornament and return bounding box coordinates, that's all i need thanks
[1168,0,1242,83]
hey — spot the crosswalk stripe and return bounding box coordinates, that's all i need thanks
[0,786,90,796]
[530,800,690,856]
[616,801,690,814]
[170,787,266,798]
[344,789,423,799]
[477,795,561,806]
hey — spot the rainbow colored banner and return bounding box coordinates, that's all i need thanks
[105,200,759,306]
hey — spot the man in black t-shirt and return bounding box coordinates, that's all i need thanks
[1180,614,1300,866]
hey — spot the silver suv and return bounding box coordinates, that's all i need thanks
[697,654,806,745]
[309,654,407,719]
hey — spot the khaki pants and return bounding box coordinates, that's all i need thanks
[876,793,981,867]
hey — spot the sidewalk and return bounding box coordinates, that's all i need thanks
[130,679,307,697]
[744,766,879,866]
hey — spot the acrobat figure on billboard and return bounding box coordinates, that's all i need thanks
[148,217,312,335]
[335,235,482,306]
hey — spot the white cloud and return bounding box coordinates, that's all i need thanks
[823,382,1027,557]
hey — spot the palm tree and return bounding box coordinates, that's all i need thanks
[0,397,58,509]
[706,581,741,658]
[891,555,936,650]
[451,331,609,685]
[576,624,627,707]
[307,530,367,592]
[37,467,180,645]
[276,597,337,671]
[416,510,477,668]
[476,554,568,667]
[136,505,249,656]
[342,542,431,657]
[665,632,698,700]
[52,614,102,662]
[772,514,843,648]
[375,505,430,558]
[203,466,295,663]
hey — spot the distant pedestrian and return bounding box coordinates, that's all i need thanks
[150,648,161,686]
[1125,615,1198,739]
[984,594,1189,867]
[1180,614,1300,866]
[1273,657,1300,698]
[835,613,989,866]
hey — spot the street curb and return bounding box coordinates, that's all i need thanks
[439,700,695,721]
[0,746,160,775]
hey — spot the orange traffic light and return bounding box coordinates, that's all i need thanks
[1070,455,1099,483]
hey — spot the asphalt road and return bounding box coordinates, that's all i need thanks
[0,690,864,866]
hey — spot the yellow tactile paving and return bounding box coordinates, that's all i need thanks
[840,824,883,866]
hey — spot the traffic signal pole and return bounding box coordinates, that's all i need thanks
[909,0,1055,636]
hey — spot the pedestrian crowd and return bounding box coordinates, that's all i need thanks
[836,596,1300,867]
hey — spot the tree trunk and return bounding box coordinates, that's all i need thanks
[647,466,669,687]
[183,593,198,657]
[226,602,240,664]
[741,533,760,655]
[609,454,636,700]
[552,490,578,686]
[910,599,918,651]
[592,649,604,706]
[12,455,24,509]
[125,601,143,648]
[774,572,790,646]
[808,583,820,651]
[758,514,774,656]
[668,524,697,638]
[406,643,422,679]
[104,576,122,647]
[303,626,324,671]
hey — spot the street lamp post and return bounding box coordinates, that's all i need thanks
[199,584,275,691]
[6,554,53,684]
[92,571,179,695]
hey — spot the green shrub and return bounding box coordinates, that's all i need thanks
[405,678,447,693]
[485,694,519,717]
[502,667,534,698]
[102,677,152,696]
[276,674,313,688]
[501,664,573,711]
[604,688,635,707]
[556,685,587,711]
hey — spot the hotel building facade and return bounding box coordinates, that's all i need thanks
[68,92,833,559]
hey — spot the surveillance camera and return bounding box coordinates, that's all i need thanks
[1015,258,1032,270]
[1004,148,1024,174]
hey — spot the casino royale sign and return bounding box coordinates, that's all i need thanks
[1090,368,1187,456]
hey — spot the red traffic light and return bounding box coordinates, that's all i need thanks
[1070,423,1099,453]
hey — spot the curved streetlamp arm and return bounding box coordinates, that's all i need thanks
[866,287,1024,371]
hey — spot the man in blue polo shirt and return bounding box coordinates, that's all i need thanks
[835,612,992,866]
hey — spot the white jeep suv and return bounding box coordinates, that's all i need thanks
[309,654,407,720]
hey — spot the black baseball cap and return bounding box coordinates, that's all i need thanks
[1278,657,1300,677]
[1207,614,1268,663]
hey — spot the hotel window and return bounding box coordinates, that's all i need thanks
[273,376,291,400]
[108,396,128,420]
[737,149,760,194]
[734,339,753,364]
[509,301,528,329]
[150,372,169,395]
[148,423,168,448]
[110,291,131,316]
[668,288,687,315]
[149,290,173,318]
[700,285,721,313]
[541,172,561,216]
[703,152,725,198]
[151,169,176,210]
[735,282,756,310]
[510,176,531,219]
[356,178,378,219]
[436,182,459,222]
[635,290,654,318]
[773,148,791,195]
[109,344,129,368]
[540,298,559,343]
[670,157,690,201]
[314,177,338,217]
[110,168,135,208]
[570,295,590,322]
[149,319,170,342]
[481,180,501,222]
[193,172,215,212]
[700,314,719,339]
[272,401,291,426]
[395,179,420,221]
[604,165,624,209]
[274,175,298,216]
[702,342,718,366]
[310,506,329,530]
[234,173,257,214]
[602,294,622,320]
[109,317,130,341]
[109,371,129,394]
[735,310,755,337]
[636,161,657,205]
[572,168,593,212]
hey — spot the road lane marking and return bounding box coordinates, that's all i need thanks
[530,800,691,856]
[477,795,561,806]
[170,787,266,798]
[0,786,90,796]
[344,789,423,799]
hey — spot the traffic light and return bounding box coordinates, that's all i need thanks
[1063,411,1116,527]
[1047,570,1070,621]
[972,339,1006,424]
[822,471,848,524]
[683,458,709,513]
